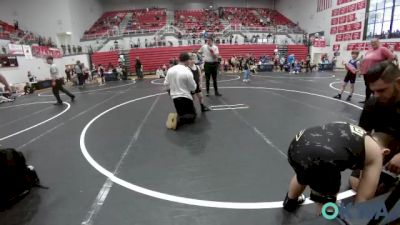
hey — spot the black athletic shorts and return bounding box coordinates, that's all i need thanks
[288,141,341,195]
[344,71,356,84]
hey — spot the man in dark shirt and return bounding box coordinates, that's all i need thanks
[135,57,143,80]
[283,122,391,214]
[358,61,400,174]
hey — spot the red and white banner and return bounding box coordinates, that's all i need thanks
[347,42,400,51]
[317,0,332,12]
[332,0,366,17]
[8,44,24,55]
[333,44,340,51]
[31,46,62,58]
[313,38,326,47]
[337,0,355,5]
[331,27,338,34]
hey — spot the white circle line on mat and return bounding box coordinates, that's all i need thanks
[80,87,360,209]
[151,75,241,85]
[38,82,135,97]
[0,102,70,141]
[329,81,365,97]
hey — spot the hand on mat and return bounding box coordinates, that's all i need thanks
[386,153,400,174]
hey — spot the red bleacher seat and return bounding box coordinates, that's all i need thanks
[91,51,119,69]
[287,45,308,61]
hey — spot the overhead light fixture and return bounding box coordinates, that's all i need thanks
[66,31,72,35]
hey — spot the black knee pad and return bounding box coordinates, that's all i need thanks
[310,190,337,204]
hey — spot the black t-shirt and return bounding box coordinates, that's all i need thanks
[135,60,142,69]
[190,66,200,84]
[359,98,400,140]
[289,122,366,171]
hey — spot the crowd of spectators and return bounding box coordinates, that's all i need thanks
[125,8,166,32]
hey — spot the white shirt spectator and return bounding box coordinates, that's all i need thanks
[199,44,219,63]
[156,68,165,78]
[50,64,61,80]
[164,64,196,100]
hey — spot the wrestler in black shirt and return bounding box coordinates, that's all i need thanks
[283,122,391,214]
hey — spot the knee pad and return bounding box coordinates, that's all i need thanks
[310,190,337,204]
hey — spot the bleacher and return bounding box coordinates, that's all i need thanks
[222,7,264,27]
[127,44,280,72]
[287,45,308,61]
[91,51,119,70]
[174,9,224,35]
[0,19,22,40]
[125,8,166,32]
[83,11,126,39]
[257,9,296,27]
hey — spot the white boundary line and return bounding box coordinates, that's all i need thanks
[209,104,246,108]
[38,82,135,97]
[0,102,70,141]
[252,74,336,79]
[329,81,365,97]
[80,87,361,209]
[211,106,249,111]
[151,75,241,85]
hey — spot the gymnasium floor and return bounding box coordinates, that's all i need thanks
[0,70,395,225]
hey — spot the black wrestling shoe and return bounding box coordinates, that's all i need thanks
[358,100,366,104]
[54,102,63,106]
[71,96,75,102]
[346,95,352,101]
[333,94,341,99]
[215,92,222,97]
[206,92,210,97]
[283,193,306,212]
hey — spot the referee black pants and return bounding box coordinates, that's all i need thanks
[204,62,219,94]
[363,75,372,102]
[52,79,74,103]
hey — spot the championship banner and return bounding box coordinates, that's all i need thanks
[31,46,62,58]
[8,44,24,55]
[333,44,340,51]
[331,17,339,25]
[313,38,326,47]
[331,27,338,34]
[22,45,33,59]
[352,32,361,40]
[336,34,343,41]
[339,15,347,24]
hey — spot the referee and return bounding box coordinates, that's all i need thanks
[198,37,222,96]
[46,56,75,105]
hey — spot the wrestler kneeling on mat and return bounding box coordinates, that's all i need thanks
[164,52,197,130]
[283,122,392,214]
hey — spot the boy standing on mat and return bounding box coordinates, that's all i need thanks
[47,56,75,105]
[283,122,393,214]
[188,53,210,112]
[333,51,360,101]
[164,52,197,130]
